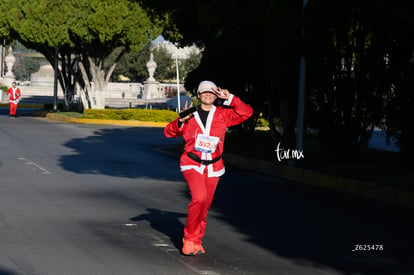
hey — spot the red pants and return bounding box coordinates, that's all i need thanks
[9,102,17,115]
[182,168,219,244]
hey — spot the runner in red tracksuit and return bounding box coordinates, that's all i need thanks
[164,80,253,255]
[7,82,21,119]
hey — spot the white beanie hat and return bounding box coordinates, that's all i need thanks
[197,80,218,95]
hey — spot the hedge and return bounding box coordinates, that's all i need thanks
[83,108,178,122]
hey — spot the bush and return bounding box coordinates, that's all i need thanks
[83,108,178,122]
[256,115,269,127]
[1,84,8,95]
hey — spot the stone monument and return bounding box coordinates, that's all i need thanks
[4,46,16,87]
[143,53,162,99]
[30,63,55,87]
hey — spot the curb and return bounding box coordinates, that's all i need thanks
[42,113,414,209]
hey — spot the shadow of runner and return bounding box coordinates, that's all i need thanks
[130,208,187,251]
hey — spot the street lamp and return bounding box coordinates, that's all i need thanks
[175,53,181,112]
[173,43,182,112]
[0,40,5,78]
[53,47,58,112]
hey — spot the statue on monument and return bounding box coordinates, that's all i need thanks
[4,46,16,87]
[146,52,157,82]
[144,52,163,99]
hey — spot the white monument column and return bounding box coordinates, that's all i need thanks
[0,44,3,101]
[143,53,160,100]
[0,44,3,79]
[4,46,16,87]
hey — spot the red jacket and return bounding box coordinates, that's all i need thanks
[164,94,253,177]
[7,87,21,103]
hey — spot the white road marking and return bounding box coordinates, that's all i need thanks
[153,243,169,247]
[18,157,51,175]
[117,223,138,227]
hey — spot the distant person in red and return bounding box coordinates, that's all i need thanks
[7,81,21,119]
[164,80,253,255]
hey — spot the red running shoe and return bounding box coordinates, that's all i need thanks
[182,238,196,256]
[194,244,205,254]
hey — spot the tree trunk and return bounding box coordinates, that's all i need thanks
[77,58,116,110]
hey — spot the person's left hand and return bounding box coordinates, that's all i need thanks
[214,87,230,100]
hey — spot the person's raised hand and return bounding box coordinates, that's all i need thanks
[215,87,230,100]
[178,100,194,122]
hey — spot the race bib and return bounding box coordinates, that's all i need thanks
[194,134,220,153]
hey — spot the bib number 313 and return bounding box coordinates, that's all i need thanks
[195,134,220,153]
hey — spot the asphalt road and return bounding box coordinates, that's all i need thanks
[0,113,413,275]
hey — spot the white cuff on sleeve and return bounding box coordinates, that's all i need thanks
[223,94,234,106]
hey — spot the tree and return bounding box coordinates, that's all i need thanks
[305,0,414,162]
[11,42,41,82]
[152,44,176,82]
[181,48,202,82]
[0,3,10,38]
[151,43,202,83]
[111,41,202,83]
[108,43,152,83]
[144,0,301,148]
[2,0,165,109]
[13,57,40,81]
[143,0,414,166]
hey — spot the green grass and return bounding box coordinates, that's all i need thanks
[54,112,84,118]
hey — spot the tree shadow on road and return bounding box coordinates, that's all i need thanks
[59,126,183,181]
